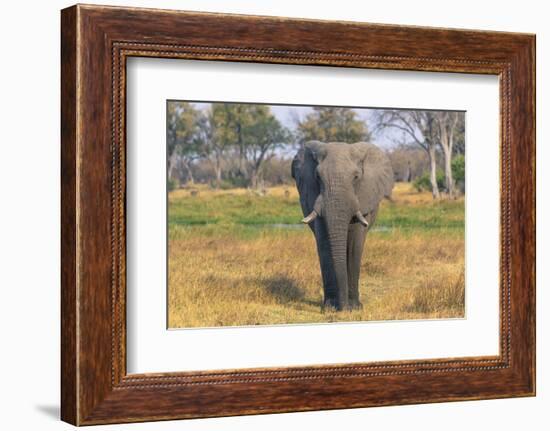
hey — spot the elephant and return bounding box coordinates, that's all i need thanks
[291,141,394,311]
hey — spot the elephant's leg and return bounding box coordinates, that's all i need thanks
[313,219,338,310]
[347,223,367,310]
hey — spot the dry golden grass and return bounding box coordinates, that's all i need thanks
[168,183,465,328]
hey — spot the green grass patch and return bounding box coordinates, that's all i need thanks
[377,200,464,230]
[169,193,302,226]
[168,189,464,235]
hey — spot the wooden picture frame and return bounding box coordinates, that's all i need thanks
[61,4,535,425]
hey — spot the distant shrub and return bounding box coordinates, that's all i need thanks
[227,176,249,189]
[413,156,465,195]
[452,155,465,194]
[216,180,238,190]
[413,170,445,192]
[168,177,179,192]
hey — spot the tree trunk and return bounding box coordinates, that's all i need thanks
[236,121,248,181]
[214,153,222,188]
[437,112,456,199]
[250,168,258,189]
[167,151,178,180]
[250,157,265,190]
[168,160,174,181]
[181,158,195,185]
[443,146,454,198]
[428,145,440,199]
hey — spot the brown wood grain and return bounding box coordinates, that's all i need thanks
[60,5,78,425]
[61,4,536,425]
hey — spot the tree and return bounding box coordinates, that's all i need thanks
[452,155,465,194]
[202,103,252,187]
[245,106,291,188]
[203,103,256,187]
[203,103,291,189]
[216,104,254,180]
[453,116,465,156]
[296,107,370,144]
[166,102,205,185]
[166,102,182,180]
[434,111,459,197]
[375,110,441,199]
[206,104,236,187]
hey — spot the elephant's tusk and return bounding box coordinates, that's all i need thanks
[355,211,369,227]
[301,210,318,224]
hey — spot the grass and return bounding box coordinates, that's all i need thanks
[169,186,301,226]
[168,182,465,328]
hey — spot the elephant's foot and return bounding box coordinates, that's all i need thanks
[347,299,363,311]
[322,294,364,312]
[322,297,359,312]
[321,297,340,312]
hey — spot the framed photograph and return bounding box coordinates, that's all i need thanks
[61,4,535,425]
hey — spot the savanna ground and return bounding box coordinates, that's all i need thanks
[168,182,465,328]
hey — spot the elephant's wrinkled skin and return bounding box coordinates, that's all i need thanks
[291,141,394,311]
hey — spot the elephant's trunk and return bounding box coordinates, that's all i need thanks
[324,200,352,311]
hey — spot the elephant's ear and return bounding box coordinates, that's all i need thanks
[351,142,394,216]
[291,148,304,183]
[292,142,323,218]
[304,140,327,162]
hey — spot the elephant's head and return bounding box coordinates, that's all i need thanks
[292,141,394,309]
